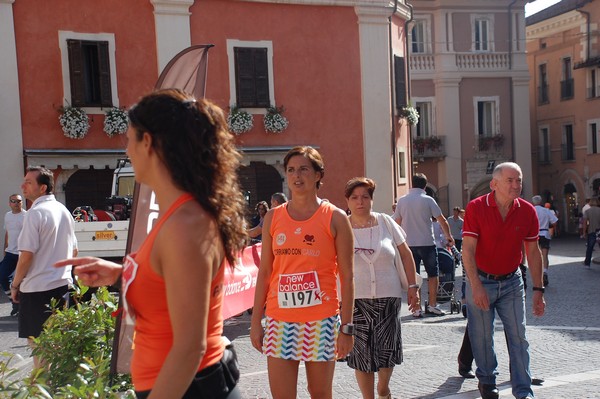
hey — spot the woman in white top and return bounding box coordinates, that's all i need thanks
[344,177,420,399]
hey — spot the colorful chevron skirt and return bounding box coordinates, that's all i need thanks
[262,315,340,361]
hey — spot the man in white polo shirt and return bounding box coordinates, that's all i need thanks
[10,166,76,367]
[0,193,26,316]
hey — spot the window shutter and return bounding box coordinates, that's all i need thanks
[67,39,85,107]
[97,41,112,107]
[254,48,270,108]
[394,56,407,111]
[235,47,270,108]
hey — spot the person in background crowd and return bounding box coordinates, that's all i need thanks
[12,167,77,368]
[248,201,269,243]
[56,89,246,398]
[532,195,557,287]
[0,194,26,316]
[583,197,600,267]
[270,192,288,208]
[447,206,464,252]
[462,162,545,399]
[344,177,419,399]
[250,146,354,399]
[393,173,454,317]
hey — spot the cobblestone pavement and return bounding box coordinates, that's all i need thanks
[0,236,598,398]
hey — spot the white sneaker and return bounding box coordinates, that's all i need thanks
[427,305,446,316]
[412,309,423,318]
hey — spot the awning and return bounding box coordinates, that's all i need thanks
[23,149,126,170]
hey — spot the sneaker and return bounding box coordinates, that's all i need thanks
[412,309,423,318]
[10,309,18,317]
[427,305,446,316]
[543,273,549,287]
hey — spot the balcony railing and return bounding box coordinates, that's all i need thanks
[561,79,574,100]
[538,146,551,164]
[409,54,435,71]
[455,52,509,70]
[561,143,575,161]
[538,84,549,105]
[412,135,446,159]
[477,134,505,153]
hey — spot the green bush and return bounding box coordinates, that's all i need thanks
[0,285,134,398]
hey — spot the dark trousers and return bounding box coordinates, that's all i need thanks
[584,232,597,265]
[0,252,18,292]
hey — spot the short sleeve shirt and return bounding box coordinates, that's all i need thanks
[17,195,74,292]
[535,205,558,239]
[393,188,442,247]
[463,192,539,275]
[4,210,26,254]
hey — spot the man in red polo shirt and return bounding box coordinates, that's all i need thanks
[462,162,545,399]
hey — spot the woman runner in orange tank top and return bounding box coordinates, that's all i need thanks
[250,146,355,399]
[56,89,247,399]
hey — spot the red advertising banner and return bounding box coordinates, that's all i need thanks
[222,243,260,319]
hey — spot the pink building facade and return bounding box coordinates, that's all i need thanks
[409,0,533,214]
[527,0,600,234]
[0,0,414,227]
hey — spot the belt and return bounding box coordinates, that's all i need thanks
[477,268,518,281]
[539,229,548,231]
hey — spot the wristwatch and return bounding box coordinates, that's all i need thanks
[340,323,355,336]
[532,286,545,293]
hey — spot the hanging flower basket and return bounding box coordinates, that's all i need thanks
[399,105,419,126]
[263,106,289,134]
[103,107,129,137]
[58,106,90,139]
[227,105,254,135]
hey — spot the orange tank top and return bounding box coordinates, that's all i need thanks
[123,193,225,391]
[266,201,340,322]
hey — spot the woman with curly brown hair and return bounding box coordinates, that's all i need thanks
[56,89,247,399]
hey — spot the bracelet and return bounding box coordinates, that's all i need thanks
[408,284,419,289]
[532,286,545,293]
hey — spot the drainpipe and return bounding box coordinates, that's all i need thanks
[576,6,591,62]
[402,2,414,185]
[389,0,401,200]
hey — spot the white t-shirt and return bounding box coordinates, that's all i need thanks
[353,213,407,299]
[393,188,442,247]
[535,205,558,239]
[4,210,26,254]
[18,195,74,293]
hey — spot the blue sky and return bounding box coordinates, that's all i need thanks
[525,0,563,17]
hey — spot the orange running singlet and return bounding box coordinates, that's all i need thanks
[123,193,225,391]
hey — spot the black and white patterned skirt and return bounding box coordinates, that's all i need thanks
[347,297,403,372]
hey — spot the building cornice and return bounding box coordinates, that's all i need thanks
[150,0,193,15]
[526,10,583,39]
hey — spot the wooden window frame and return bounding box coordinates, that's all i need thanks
[59,31,119,114]
[227,40,275,113]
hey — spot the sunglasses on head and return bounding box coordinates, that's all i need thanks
[10,199,21,204]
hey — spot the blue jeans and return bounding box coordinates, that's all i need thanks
[584,232,597,265]
[467,269,533,398]
[0,252,18,293]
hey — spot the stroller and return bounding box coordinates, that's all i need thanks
[424,246,462,314]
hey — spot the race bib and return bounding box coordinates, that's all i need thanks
[277,271,323,308]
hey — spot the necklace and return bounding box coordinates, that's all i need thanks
[351,213,373,228]
[352,214,373,254]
